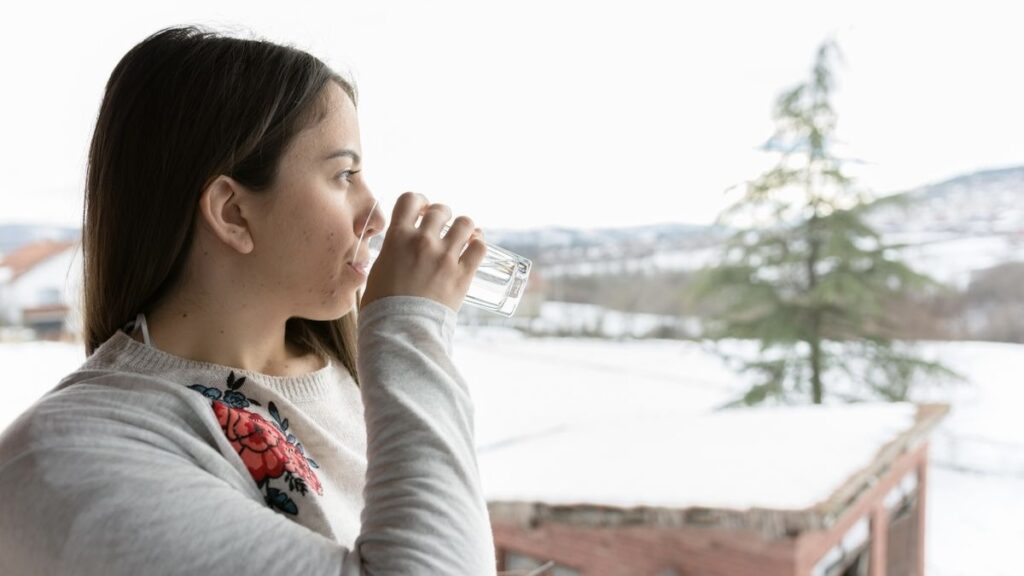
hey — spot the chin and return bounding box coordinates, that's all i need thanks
[302,281,362,320]
[331,291,360,319]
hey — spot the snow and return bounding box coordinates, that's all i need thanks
[885,233,1024,288]
[542,245,721,277]
[449,333,1024,573]
[523,302,700,338]
[926,467,1024,576]
[0,334,1021,572]
[475,402,917,510]
[0,339,85,432]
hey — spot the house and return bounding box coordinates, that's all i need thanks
[0,239,82,341]
[481,402,947,576]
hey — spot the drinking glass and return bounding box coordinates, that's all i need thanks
[356,201,532,317]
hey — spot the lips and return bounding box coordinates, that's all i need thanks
[347,244,374,277]
[349,260,371,276]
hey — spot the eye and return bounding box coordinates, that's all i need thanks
[335,169,361,184]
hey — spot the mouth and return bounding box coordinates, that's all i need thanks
[346,229,376,278]
[348,260,371,277]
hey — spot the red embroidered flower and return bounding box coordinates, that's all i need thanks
[212,400,323,495]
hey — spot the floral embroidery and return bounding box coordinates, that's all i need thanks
[189,371,322,515]
[189,371,262,409]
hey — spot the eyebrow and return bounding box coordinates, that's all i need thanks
[323,148,362,165]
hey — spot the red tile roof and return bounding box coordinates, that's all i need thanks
[0,239,79,282]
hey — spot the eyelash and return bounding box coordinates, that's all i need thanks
[336,169,361,183]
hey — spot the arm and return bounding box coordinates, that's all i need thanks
[352,295,497,574]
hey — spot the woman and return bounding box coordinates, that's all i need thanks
[0,25,500,574]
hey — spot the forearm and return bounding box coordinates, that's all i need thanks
[353,295,496,575]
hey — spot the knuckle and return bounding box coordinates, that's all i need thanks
[395,191,420,213]
[452,215,474,230]
[463,241,486,263]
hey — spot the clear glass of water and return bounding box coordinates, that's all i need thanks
[356,201,532,317]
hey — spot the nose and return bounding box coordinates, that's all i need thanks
[358,197,386,238]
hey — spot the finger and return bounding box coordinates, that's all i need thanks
[392,191,429,229]
[419,203,452,235]
[444,216,476,253]
[459,236,488,270]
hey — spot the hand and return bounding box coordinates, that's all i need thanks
[359,192,487,313]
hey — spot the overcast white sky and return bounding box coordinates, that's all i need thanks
[1,0,1021,230]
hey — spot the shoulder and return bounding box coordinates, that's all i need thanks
[0,367,218,468]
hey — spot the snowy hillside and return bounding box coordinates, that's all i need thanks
[868,166,1024,237]
[487,166,1024,286]
[868,166,1024,287]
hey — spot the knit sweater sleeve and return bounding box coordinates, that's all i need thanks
[351,295,497,574]
[0,295,496,575]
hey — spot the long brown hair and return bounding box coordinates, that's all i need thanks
[82,25,362,385]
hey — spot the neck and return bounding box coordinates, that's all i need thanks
[137,292,323,378]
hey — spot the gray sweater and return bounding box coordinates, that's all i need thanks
[0,295,498,575]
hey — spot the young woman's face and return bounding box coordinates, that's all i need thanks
[246,82,384,320]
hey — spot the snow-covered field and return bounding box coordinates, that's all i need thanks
[1,333,1019,575]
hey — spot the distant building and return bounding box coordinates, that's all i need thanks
[483,403,947,576]
[0,239,82,341]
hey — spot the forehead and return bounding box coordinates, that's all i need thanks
[290,83,359,159]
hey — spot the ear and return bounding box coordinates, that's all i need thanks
[197,175,256,254]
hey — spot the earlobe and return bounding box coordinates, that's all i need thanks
[199,175,255,255]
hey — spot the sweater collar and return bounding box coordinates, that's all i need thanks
[95,329,345,401]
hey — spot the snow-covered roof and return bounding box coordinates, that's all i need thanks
[479,401,947,536]
[456,331,949,536]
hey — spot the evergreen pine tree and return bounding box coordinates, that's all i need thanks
[695,39,958,405]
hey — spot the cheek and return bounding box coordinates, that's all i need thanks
[272,195,354,281]
[317,226,354,279]
[264,220,331,279]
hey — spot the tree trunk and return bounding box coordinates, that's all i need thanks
[809,322,823,404]
[807,215,824,404]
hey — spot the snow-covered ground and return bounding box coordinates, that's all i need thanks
[0,333,1019,575]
